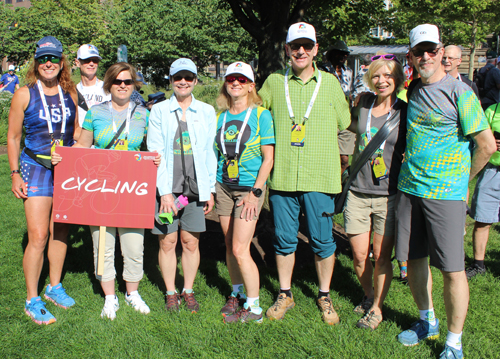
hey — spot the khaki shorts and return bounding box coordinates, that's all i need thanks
[215,182,266,220]
[344,190,396,236]
[338,130,356,155]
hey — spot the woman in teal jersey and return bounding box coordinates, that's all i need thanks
[215,62,275,323]
[52,62,159,320]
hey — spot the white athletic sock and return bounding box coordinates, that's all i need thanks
[126,290,138,298]
[105,294,117,302]
[246,296,262,314]
[445,330,462,351]
[419,308,436,326]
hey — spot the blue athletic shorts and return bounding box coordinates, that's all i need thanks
[20,152,54,197]
[269,190,336,258]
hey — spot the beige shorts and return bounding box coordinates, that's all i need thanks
[215,182,266,220]
[338,129,356,155]
[344,190,396,236]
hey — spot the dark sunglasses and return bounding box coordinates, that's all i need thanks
[371,54,400,63]
[411,47,441,58]
[81,57,100,64]
[289,43,315,52]
[37,55,61,64]
[112,79,134,86]
[172,74,196,82]
[225,76,249,84]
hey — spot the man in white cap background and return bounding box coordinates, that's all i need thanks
[259,22,350,325]
[0,64,19,94]
[75,44,110,133]
[395,24,496,359]
[442,45,480,98]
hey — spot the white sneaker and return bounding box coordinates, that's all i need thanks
[101,296,119,320]
[125,291,150,314]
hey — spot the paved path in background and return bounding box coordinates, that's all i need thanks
[0,146,6,155]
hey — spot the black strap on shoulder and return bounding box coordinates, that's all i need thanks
[77,89,88,112]
[174,111,187,177]
[406,78,421,102]
[104,103,138,150]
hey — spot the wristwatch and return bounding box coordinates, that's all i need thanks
[251,187,263,198]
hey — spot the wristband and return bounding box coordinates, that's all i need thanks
[10,169,20,177]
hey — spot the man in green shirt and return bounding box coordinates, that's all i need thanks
[259,22,351,325]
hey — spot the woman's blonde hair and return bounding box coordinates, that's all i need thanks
[103,62,141,95]
[26,54,75,94]
[364,57,406,93]
[216,81,263,111]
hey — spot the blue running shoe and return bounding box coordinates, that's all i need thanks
[44,283,75,309]
[25,297,56,325]
[398,318,440,346]
[439,345,464,359]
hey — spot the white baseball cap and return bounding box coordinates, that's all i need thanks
[8,65,15,71]
[77,44,101,60]
[224,62,255,82]
[409,24,440,48]
[286,22,316,44]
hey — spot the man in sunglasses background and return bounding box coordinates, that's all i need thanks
[259,22,350,325]
[442,45,480,98]
[395,24,496,359]
[75,44,110,133]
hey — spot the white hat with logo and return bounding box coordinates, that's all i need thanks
[286,22,316,44]
[409,24,440,48]
[224,62,255,82]
[77,44,102,60]
[8,65,15,71]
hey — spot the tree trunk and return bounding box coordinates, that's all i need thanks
[469,17,477,80]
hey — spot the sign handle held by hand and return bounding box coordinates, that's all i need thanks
[97,226,106,276]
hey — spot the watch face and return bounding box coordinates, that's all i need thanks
[252,188,263,197]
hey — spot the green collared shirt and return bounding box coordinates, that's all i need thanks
[259,63,351,194]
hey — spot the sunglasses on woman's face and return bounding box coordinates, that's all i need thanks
[112,79,134,86]
[371,54,400,63]
[225,76,249,84]
[38,55,61,64]
[172,74,196,82]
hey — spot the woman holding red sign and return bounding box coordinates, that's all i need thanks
[7,36,79,325]
[52,62,159,320]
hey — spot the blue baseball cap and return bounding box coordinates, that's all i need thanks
[169,58,197,77]
[35,36,63,59]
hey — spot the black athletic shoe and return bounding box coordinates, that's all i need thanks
[465,264,486,279]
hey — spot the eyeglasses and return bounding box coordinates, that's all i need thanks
[172,74,196,82]
[288,43,315,52]
[371,54,400,63]
[225,76,249,84]
[81,57,100,64]
[112,79,134,86]
[411,47,441,58]
[37,55,61,64]
[442,56,460,61]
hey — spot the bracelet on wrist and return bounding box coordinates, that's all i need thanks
[10,169,20,177]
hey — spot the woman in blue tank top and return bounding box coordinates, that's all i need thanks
[6,36,79,325]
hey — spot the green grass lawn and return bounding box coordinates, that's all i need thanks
[0,154,499,358]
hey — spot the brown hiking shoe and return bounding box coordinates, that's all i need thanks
[181,291,199,313]
[224,306,263,323]
[317,295,339,325]
[353,296,374,315]
[265,293,295,320]
[356,310,383,330]
[221,295,240,316]
[165,293,180,312]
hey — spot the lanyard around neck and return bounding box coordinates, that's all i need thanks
[37,80,67,139]
[109,101,133,137]
[220,107,252,158]
[284,68,322,125]
[366,97,398,151]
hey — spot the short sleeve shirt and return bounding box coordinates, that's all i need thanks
[83,101,149,151]
[259,63,351,194]
[76,80,111,126]
[485,103,500,166]
[483,67,500,106]
[1,73,19,94]
[398,75,489,200]
[172,120,196,193]
[215,107,275,188]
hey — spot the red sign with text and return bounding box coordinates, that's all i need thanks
[53,147,157,229]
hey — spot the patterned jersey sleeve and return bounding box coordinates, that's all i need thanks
[457,90,490,136]
[258,109,275,145]
[82,107,94,132]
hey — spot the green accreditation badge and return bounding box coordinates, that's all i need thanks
[291,124,305,147]
[114,139,129,151]
[227,159,239,179]
[51,139,63,154]
[372,155,388,180]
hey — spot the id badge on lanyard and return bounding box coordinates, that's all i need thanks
[109,102,132,151]
[51,138,63,154]
[372,155,388,180]
[284,68,322,147]
[227,159,239,179]
[114,139,129,151]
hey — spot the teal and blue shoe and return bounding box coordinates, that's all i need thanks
[25,297,56,325]
[398,318,440,346]
[44,283,75,309]
[439,344,464,359]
